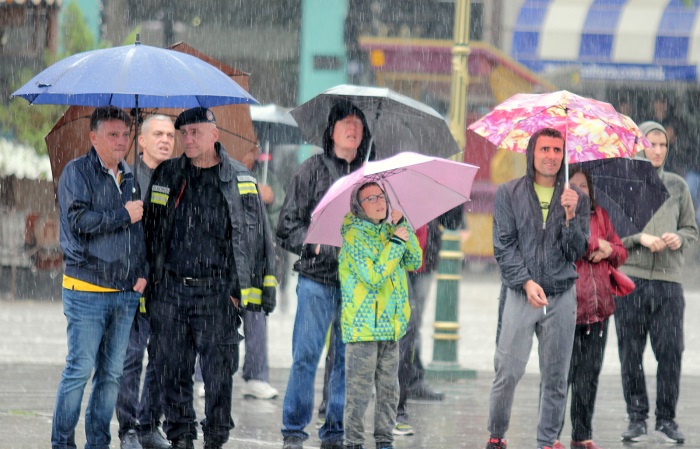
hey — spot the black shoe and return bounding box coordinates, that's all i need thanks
[203,443,222,449]
[485,437,507,449]
[621,420,647,442]
[139,428,170,449]
[656,419,685,443]
[120,429,143,449]
[171,438,195,449]
[407,382,445,401]
[283,435,304,449]
[320,440,344,449]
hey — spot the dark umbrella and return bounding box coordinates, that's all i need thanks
[571,158,670,237]
[11,36,257,198]
[291,84,461,160]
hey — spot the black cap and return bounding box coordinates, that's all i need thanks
[174,107,216,130]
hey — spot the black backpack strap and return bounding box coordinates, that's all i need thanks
[322,156,341,183]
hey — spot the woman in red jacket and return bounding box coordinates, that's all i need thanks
[554,168,628,449]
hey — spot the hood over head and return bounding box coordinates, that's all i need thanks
[525,127,566,183]
[322,100,374,162]
[350,181,386,224]
[637,121,668,170]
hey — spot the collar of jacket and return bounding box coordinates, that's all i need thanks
[87,146,133,179]
[175,141,234,182]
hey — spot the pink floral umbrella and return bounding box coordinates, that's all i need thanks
[467,90,651,181]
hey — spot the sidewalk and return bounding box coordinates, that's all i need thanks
[1,271,700,448]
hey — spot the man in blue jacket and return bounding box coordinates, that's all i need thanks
[52,106,148,449]
[485,128,589,449]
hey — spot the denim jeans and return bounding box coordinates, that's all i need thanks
[115,311,163,436]
[282,275,345,444]
[51,288,140,449]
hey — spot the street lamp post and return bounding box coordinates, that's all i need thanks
[425,0,476,381]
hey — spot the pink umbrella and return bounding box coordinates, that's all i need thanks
[467,90,651,181]
[305,152,479,247]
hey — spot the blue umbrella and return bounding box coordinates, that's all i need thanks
[11,36,258,197]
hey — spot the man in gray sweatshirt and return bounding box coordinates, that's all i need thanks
[615,121,698,444]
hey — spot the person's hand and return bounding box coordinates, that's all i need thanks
[394,226,409,242]
[314,244,321,255]
[661,232,682,251]
[640,233,667,252]
[125,200,144,223]
[589,238,613,262]
[560,187,579,221]
[230,296,240,309]
[391,210,404,225]
[259,184,274,205]
[524,280,548,310]
[133,277,147,294]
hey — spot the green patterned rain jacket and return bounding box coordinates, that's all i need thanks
[339,213,422,344]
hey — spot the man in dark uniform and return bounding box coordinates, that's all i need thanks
[144,107,277,449]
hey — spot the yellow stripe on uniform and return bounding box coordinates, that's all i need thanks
[151,191,169,206]
[263,275,278,288]
[238,182,258,195]
[241,287,263,306]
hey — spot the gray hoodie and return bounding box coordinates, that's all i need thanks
[620,121,698,282]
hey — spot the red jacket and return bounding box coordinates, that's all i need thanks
[574,206,628,325]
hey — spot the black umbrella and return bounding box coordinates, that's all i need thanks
[572,158,669,238]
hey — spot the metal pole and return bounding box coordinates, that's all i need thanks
[425,0,475,381]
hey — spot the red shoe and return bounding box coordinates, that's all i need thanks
[486,437,507,449]
[570,440,604,449]
[552,441,566,449]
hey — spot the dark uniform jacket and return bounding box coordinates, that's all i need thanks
[144,143,276,311]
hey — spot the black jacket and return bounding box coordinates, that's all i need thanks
[493,150,589,296]
[144,143,276,310]
[277,151,366,285]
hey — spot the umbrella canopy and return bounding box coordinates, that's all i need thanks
[305,152,479,247]
[467,90,651,164]
[43,43,259,188]
[291,84,461,160]
[571,158,670,238]
[11,40,257,108]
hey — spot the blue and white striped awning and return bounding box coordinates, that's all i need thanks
[512,0,700,82]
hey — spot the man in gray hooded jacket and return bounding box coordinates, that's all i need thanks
[485,127,589,449]
[615,121,698,444]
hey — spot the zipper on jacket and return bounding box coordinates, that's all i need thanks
[375,301,378,328]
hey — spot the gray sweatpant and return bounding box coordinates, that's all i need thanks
[344,340,399,448]
[488,285,576,448]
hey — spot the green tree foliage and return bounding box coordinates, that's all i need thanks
[0,2,96,155]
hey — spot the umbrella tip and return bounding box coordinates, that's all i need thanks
[135,34,141,45]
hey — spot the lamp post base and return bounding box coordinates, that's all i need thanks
[425,361,477,381]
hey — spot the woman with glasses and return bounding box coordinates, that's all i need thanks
[338,181,422,449]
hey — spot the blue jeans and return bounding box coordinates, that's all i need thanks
[51,288,140,449]
[282,275,345,444]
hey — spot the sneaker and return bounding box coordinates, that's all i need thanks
[242,379,279,399]
[570,440,604,449]
[392,422,415,436]
[283,435,304,449]
[171,439,195,449]
[139,428,170,449]
[552,441,566,449]
[203,443,222,449]
[195,381,206,398]
[407,382,445,401]
[120,430,143,449]
[656,419,685,443]
[320,441,344,449]
[486,437,507,449]
[315,414,326,429]
[621,420,647,442]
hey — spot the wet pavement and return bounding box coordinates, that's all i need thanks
[2,269,700,449]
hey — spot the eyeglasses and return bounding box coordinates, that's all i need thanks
[360,194,386,204]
